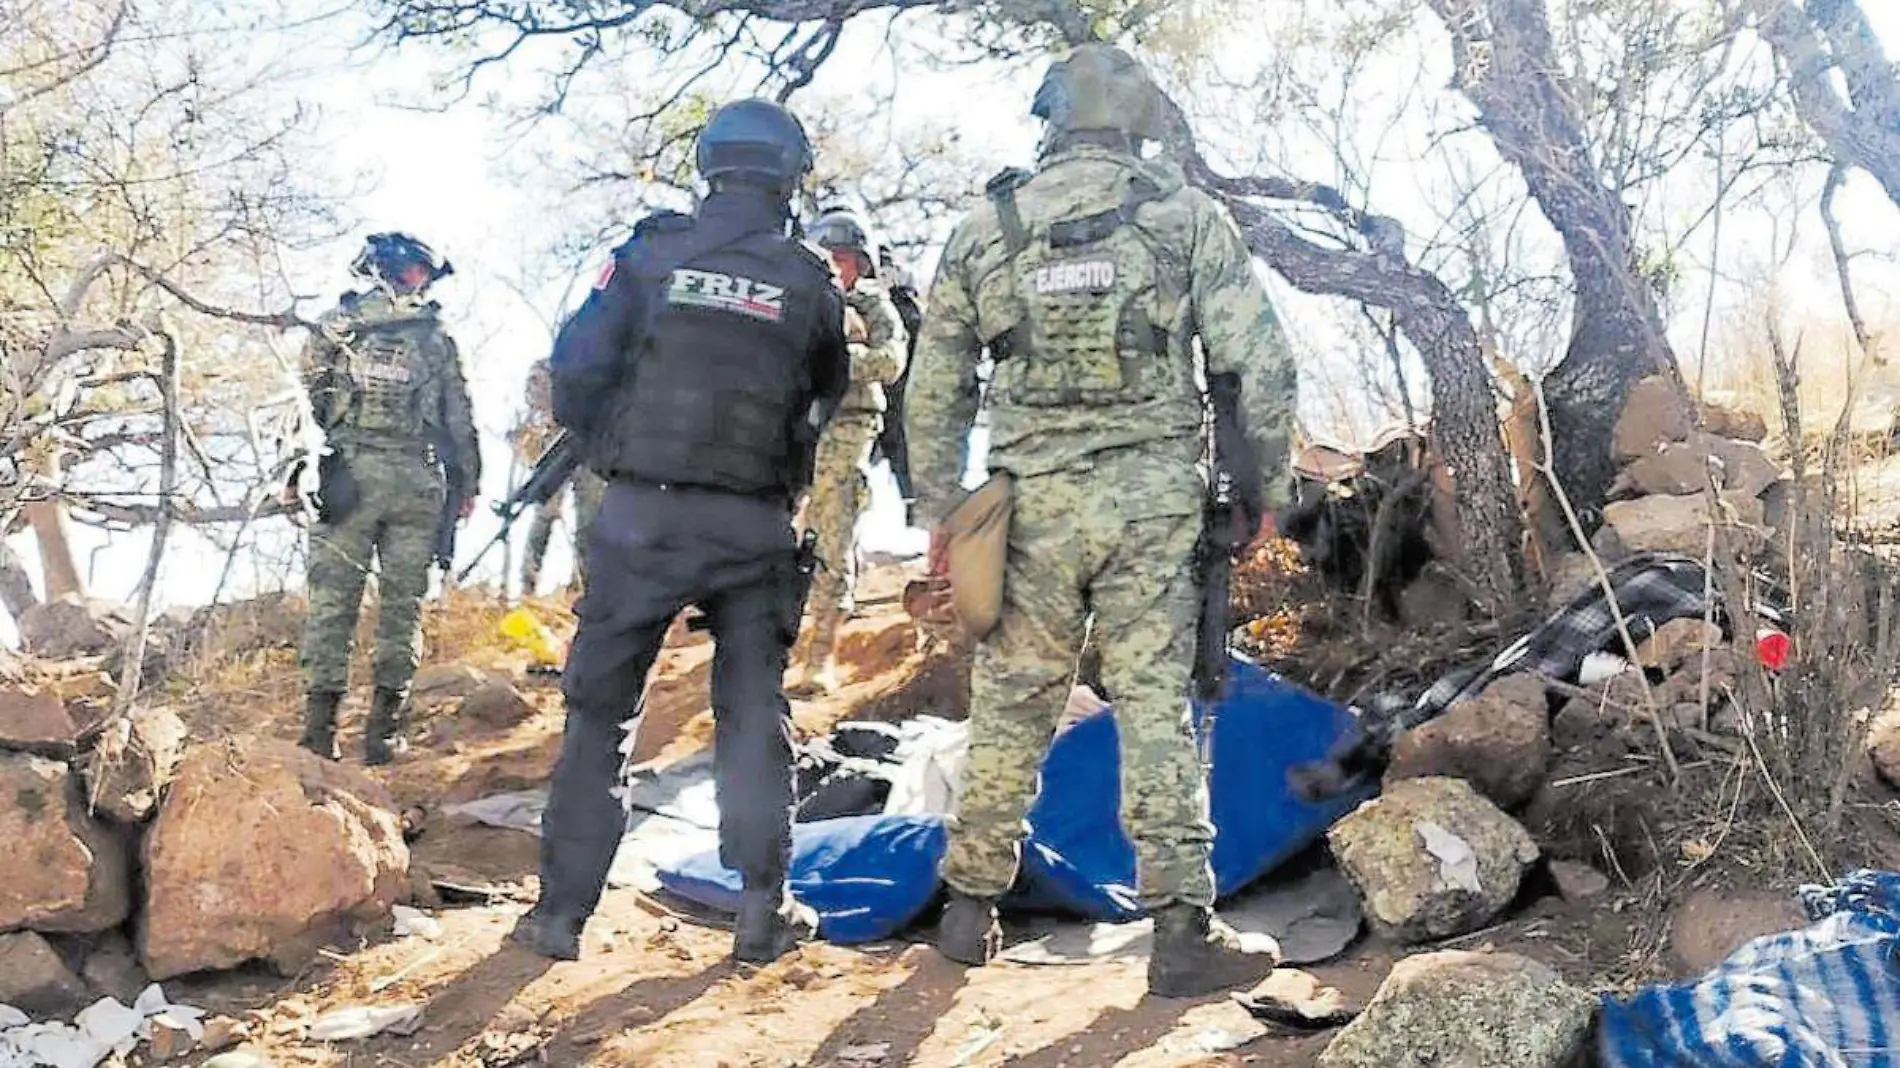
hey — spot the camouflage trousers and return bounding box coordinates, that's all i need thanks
[300,447,446,695]
[521,467,607,592]
[942,447,1216,909]
[802,409,879,660]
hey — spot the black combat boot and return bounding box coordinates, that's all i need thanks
[936,892,1002,966]
[363,687,410,766]
[298,690,343,761]
[1147,903,1281,999]
[509,901,585,961]
[733,881,817,964]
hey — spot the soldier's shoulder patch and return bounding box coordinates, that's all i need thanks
[592,258,617,292]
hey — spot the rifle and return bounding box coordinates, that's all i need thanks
[453,430,582,584]
[433,465,464,573]
[1192,375,1262,707]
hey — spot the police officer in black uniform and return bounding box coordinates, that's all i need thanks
[510,98,850,964]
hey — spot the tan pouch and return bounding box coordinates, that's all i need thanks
[942,473,1014,639]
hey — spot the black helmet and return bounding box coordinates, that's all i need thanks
[809,206,880,273]
[351,232,453,286]
[695,99,813,190]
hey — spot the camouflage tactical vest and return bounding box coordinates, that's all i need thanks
[327,295,450,440]
[984,161,1183,408]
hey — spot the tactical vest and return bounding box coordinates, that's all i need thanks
[330,296,449,441]
[599,222,830,498]
[983,162,1183,409]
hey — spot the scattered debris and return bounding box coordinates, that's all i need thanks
[1328,777,1540,943]
[305,1003,423,1042]
[390,905,441,940]
[1235,969,1360,1030]
[0,984,206,1068]
[1317,951,1595,1068]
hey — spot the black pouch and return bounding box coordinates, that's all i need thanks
[315,449,360,525]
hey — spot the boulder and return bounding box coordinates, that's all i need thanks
[79,705,189,824]
[183,592,307,663]
[1702,399,1769,443]
[17,597,130,659]
[0,683,82,757]
[1870,706,1900,790]
[1613,376,1694,461]
[0,753,131,933]
[78,929,148,1002]
[0,931,88,1016]
[1635,619,1725,671]
[1549,859,1611,902]
[410,664,495,708]
[1317,950,1596,1068]
[1601,492,1766,558]
[1669,888,1804,975]
[459,682,536,729]
[140,738,409,980]
[1622,432,1781,500]
[1384,675,1550,808]
[1327,777,1539,943]
[1544,553,1600,611]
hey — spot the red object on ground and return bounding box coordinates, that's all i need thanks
[1755,628,1791,671]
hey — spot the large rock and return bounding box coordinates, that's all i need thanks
[459,682,536,729]
[1622,432,1781,500]
[1871,706,1900,791]
[1635,619,1725,671]
[0,753,131,933]
[1328,777,1539,943]
[1384,675,1550,808]
[0,683,82,757]
[79,705,189,823]
[1601,492,1766,558]
[410,664,497,708]
[1702,398,1769,443]
[78,929,148,1002]
[1317,950,1596,1068]
[183,592,307,663]
[140,738,409,980]
[1669,888,1803,974]
[0,931,88,1016]
[17,597,130,659]
[1613,376,1694,461]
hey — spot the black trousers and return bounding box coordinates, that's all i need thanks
[537,480,799,920]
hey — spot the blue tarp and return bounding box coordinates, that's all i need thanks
[656,659,1372,943]
[1600,870,1900,1067]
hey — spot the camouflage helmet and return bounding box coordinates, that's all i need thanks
[351,232,453,286]
[1029,43,1167,144]
[808,206,880,275]
[695,98,814,190]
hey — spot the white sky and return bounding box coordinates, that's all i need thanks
[7,2,1900,641]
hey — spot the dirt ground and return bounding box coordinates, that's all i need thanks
[164,562,1670,1068]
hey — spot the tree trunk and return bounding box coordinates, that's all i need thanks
[1752,0,1900,211]
[1227,199,1526,614]
[25,449,85,601]
[1428,0,1680,535]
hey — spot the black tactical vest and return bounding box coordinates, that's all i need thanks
[598,220,830,499]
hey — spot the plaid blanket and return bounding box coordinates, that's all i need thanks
[1600,869,1900,1067]
[1407,553,1715,728]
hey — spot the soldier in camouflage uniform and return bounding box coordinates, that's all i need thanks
[513,357,606,593]
[297,233,482,765]
[787,208,909,696]
[905,45,1298,998]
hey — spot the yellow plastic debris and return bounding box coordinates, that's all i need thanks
[498,608,563,666]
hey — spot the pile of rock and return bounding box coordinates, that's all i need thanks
[0,597,408,1061]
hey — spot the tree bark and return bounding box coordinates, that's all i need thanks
[1750,0,1900,211]
[25,448,86,601]
[1223,198,1525,612]
[0,540,40,622]
[1428,0,1680,535]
